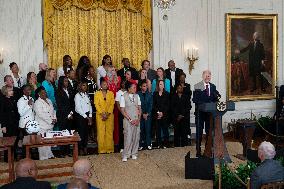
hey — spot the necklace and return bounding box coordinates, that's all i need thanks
[129,94,135,103]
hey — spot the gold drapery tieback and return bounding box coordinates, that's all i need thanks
[43,0,152,70]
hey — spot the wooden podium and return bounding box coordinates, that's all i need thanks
[199,101,235,163]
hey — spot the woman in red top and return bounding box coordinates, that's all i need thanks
[104,66,121,97]
[104,66,121,147]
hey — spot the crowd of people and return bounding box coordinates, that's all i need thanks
[0,55,192,162]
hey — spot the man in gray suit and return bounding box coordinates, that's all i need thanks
[250,141,284,189]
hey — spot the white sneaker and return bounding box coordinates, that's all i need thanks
[147,146,152,150]
[138,147,143,151]
[131,155,137,160]
[120,149,124,153]
[122,157,127,162]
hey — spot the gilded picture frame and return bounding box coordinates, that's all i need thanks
[226,13,277,101]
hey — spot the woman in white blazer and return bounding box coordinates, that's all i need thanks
[17,85,35,130]
[34,86,57,160]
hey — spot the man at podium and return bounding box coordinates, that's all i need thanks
[193,70,220,157]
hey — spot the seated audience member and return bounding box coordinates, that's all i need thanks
[120,81,142,162]
[250,141,284,189]
[141,60,156,82]
[27,72,41,100]
[57,159,99,189]
[42,68,57,109]
[76,56,91,82]
[117,58,139,80]
[0,85,20,161]
[97,55,112,89]
[115,80,127,151]
[9,62,25,88]
[37,63,48,84]
[165,60,183,93]
[151,67,170,93]
[2,75,22,101]
[0,158,51,189]
[138,69,151,92]
[137,80,153,150]
[94,79,115,154]
[171,84,191,147]
[152,80,170,148]
[34,87,56,160]
[75,81,92,155]
[66,178,88,189]
[17,85,34,149]
[58,55,73,78]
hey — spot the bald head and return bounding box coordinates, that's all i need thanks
[73,159,92,182]
[67,178,88,189]
[15,158,38,178]
[39,63,48,71]
[202,70,211,84]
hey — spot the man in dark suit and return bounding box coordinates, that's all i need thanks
[165,60,183,93]
[141,60,156,82]
[250,141,284,189]
[192,70,220,157]
[0,158,51,189]
[117,58,139,80]
[238,32,265,92]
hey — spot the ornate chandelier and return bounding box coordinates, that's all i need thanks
[154,0,176,11]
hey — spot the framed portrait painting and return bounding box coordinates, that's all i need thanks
[226,14,277,101]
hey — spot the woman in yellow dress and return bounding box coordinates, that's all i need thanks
[94,79,115,153]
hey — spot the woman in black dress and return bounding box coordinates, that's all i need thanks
[152,80,170,148]
[0,85,20,161]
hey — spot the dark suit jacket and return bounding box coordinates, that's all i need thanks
[170,94,191,123]
[250,159,284,189]
[146,69,156,82]
[0,96,19,137]
[55,89,74,129]
[192,81,219,105]
[165,68,183,92]
[117,67,139,80]
[0,177,51,189]
[152,91,170,119]
[240,40,265,76]
[37,70,46,84]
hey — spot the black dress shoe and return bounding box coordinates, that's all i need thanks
[196,152,202,158]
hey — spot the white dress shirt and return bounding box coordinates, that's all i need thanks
[57,66,73,78]
[75,92,92,118]
[203,82,210,96]
[170,70,176,87]
[120,93,141,108]
[96,65,107,89]
[17,95,35,128]
[10,73,25,88]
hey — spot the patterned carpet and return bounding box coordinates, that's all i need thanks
[0,142,246,189]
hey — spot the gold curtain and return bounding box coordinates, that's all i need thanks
[43,0,152,70]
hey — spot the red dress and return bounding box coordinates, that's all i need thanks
[104,76,121,145]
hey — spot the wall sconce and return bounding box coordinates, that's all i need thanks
[0,48,3,64]
[187,48,198,75]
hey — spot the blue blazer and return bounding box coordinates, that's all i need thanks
[137,90,153,114]
[151,78,171,94]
